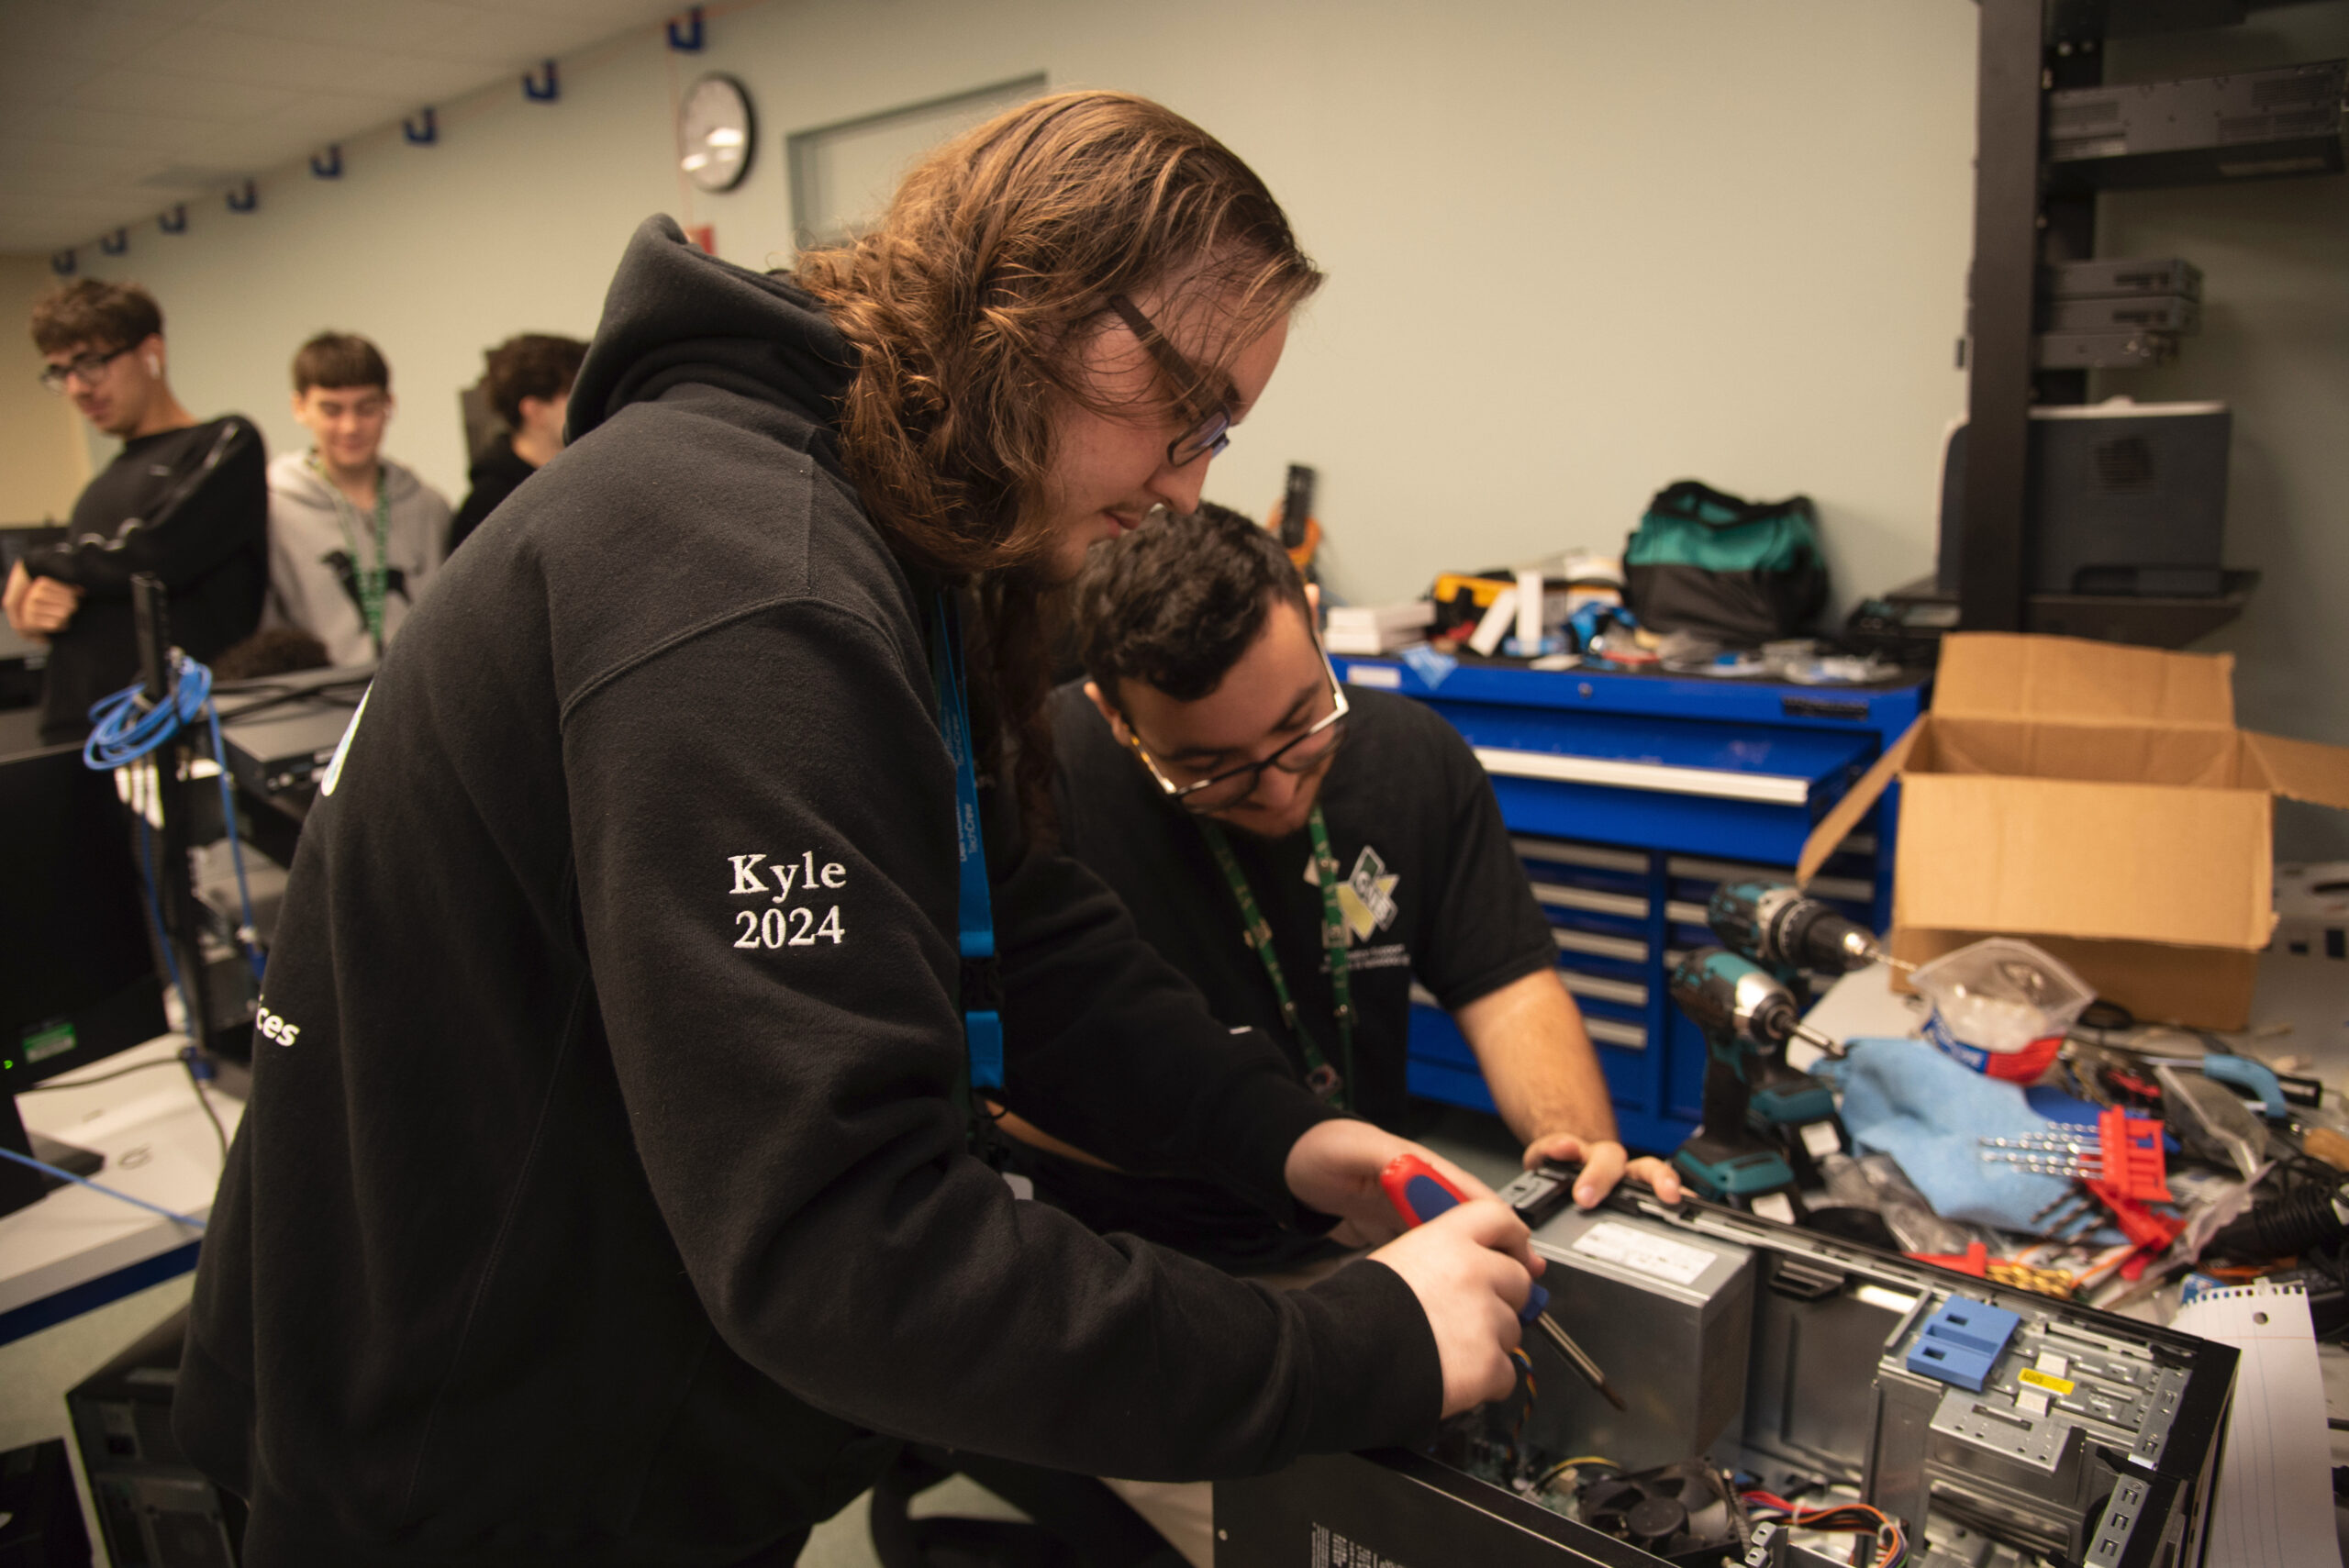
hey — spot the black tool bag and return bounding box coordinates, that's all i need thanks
[1623,480,1829,647]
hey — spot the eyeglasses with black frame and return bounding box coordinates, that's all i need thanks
[1120,639,1351,813]
[1106,294,1233,469]
[38,344,134,395]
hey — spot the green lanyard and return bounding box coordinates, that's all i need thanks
[312,456,391,653]
[1197,804,1354,1108]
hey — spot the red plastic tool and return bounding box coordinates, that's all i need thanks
[2086,1179,2185,1282]
[1381,1153,1472,1227]
[2093,1108,2172,1204]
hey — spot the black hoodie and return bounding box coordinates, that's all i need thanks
[444,437,536,554]
[175,217,1441,1566]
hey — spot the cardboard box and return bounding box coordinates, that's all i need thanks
[1797,633,2349,1029]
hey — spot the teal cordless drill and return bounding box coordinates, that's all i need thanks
[1667,947,1841,1204]
[1705,881,1890,1002]
[1703,882,1891,1175]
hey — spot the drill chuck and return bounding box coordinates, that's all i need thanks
[1666,948,1802,1046]
[1742,987,1799,1049]
[1708,882,1885,977]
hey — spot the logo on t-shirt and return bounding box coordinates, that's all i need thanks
[1308,844,1399,946]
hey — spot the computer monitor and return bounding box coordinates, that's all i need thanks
[0,742,169,1219]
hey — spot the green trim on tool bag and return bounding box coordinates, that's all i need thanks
[1623,479,1830,643]
[1625,480,1821,574]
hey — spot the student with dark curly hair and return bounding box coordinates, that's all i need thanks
[178,91,1541,1566]
[446,331,587,553]
[8,279,265,740]
[1040,505,1683,1274]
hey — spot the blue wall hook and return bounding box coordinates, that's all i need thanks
[99,228,128,255]
[159,206,187,234]
[226,180,258,213]
[404,107,438,145]
[51,250,77,275]
[311,145,343,178]
[523,60,559,101]
[666,7,705,50]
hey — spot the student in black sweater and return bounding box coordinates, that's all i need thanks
[8,279,265,741]
[445,331,586,553]
[177,93,1540,1567]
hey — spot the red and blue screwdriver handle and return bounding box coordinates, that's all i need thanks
[1379,1155,1551,1328]
[1378,1153,1629,1410]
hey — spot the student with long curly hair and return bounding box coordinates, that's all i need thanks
[177,91,1542,1566]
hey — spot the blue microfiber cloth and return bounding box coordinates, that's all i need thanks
[1814,1038,2073,1232]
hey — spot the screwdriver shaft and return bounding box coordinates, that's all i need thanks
[1536,1314,1628,1412]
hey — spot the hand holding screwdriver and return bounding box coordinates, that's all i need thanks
[1368,1202,1540,1417]
[1380,1154,1628,1412]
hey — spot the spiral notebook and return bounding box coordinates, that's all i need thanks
[2172,1281,2342,1568]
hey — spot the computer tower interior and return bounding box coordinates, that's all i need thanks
[1218,1192,2233,1568]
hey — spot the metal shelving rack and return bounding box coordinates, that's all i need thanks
[1954,0,2338,639]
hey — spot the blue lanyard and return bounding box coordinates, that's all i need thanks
[929,592,1003,1095]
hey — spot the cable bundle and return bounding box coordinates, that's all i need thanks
[83,651,265,988]
[1742,1491,1908,1566]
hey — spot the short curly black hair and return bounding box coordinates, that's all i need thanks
[30,278,161,356]
[1074,502,1309,706]
[483,332,587,428]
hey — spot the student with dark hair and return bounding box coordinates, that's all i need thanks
[178,91,1542,1566]
[264,331,449,665]
[6,278,266,741]
[1041,505,1684,1272]
[446,331,587,552]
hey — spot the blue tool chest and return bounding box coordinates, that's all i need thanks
[1332,656,1928,1155]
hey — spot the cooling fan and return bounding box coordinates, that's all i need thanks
[1576,1461,1749,1564]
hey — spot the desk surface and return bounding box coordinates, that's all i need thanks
[0,1036,239,1343]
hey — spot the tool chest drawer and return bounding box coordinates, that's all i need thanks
[1336,656,1925,1154]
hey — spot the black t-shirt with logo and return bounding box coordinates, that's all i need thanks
[1040,680,1557,1267]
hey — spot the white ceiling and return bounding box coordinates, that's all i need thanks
[0,0,696,255]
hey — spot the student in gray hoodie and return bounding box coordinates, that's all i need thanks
[264,332,449,667]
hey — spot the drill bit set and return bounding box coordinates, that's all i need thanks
[1982,1109,2185,1284]
[1979,1107,2172,1199]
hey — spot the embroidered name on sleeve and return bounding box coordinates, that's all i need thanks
[727,851,848,950]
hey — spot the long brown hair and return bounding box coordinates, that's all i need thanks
[796,90,1322,828]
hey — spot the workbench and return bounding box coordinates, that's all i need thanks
[0,1037,234,1346]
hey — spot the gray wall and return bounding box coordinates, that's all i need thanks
[24,0,2346,848]
[0,254,91,522]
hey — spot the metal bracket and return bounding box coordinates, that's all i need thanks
[51,250,77,276]
[523,60,559,101]
[666,6,705,50]
[404,107,438,145]
[99,228,129,255]
[157,206,186,235]
[226,180,258,213]
[311,145,343,179]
